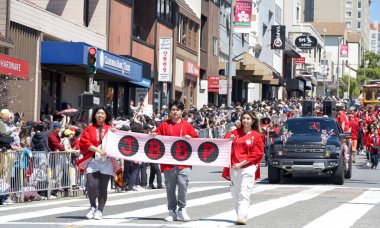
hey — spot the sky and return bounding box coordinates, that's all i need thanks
[371,0,380,22]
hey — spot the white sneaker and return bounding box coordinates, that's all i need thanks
[178,208,191,222]
[3,199,15,205]
[164,210,177,222]
[93,210,102,220]
[86,207,96,219]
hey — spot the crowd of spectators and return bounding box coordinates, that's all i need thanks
[1,95,378,206]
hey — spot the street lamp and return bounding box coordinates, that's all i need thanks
[323,28,327,97]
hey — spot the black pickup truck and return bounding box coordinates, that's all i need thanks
[268,117,352,185]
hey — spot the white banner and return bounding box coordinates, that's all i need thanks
[103,131,232,167]
[158,37,172,82]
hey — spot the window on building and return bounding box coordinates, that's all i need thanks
[296,7,300,23]
[346,1,352,8]
[357,22,361,30]
[345,11,352,18]
[157,0,175,25]
[262,24,268,37]
[133,0,156,44]
[358,11,361,19]
[200,16,207,49]
[346,21,352,29]
[177,14,199,51]
[275,4,282,23]
[212,37,218,56]
[357,1,362,9]
[268,10,273,22]
[372,34,376,38]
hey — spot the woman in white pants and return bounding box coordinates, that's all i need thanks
[224,111,264,225]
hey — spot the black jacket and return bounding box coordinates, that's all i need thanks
[31,132,50,152]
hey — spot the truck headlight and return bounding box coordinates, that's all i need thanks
[324,145,337,157]
[274,144,284,156]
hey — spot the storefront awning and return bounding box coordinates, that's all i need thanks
[284,43,301,58]
[41,42,150,88]
[219,52,278,85]
[0,53,29,80]
[296,74,317,86]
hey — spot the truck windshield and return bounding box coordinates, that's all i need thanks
[284,119,338,135]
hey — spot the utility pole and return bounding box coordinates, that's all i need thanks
[227,0,235,108]
[336,37,342,98]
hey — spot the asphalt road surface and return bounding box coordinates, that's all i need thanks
[0,154,379,228]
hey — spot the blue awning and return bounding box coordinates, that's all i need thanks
[41,41,147,85]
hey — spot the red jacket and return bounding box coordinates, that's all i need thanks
[76,123,121,174]
[223,128,264,180]
[155,119,199,172]
[48,131,65,151]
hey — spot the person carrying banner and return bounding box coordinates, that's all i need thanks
[223,111,264,225]
[77,106,120,220]
[153,100,199,222]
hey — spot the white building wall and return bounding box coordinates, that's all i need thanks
[347,42,359,78]
[10,0,107,49]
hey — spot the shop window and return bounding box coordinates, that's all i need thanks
[107,87,114,108]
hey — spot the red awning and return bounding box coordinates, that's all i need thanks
[0,53,29,80]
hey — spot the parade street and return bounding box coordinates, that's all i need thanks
[0,154,379,228]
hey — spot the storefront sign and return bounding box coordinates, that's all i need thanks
[295,57,305,64]
[340,45,349,58]
[295,35,317,49]
[0,53,29,80]
[208,75,219,92]
[104,131,232,167]
[219,77,228,95]
[234,0,253,33]
[185,60,200,78]
[158,37,172,82]
[271,25,285,50]
[100,53,131,75]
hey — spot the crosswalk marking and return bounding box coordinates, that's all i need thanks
[0,185,379,227]
[181,186,335,227]
[303,189,380,228]
[72,185,280,226]
[0,186,227,222]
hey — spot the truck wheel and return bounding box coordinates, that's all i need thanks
[332,157,344,185]
[268,163,281,184]
[345,151,352,179]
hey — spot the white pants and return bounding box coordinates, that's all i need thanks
[230,165,256,220]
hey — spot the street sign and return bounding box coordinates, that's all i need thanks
[295,35,317,49]
[296,57,305,64]
[93,97,100,105]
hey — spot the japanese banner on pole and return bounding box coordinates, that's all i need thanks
[103,131,232,167]
[234,0,253,33]
[158,37,172,81]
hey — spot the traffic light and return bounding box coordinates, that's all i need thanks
[87,47,97,74]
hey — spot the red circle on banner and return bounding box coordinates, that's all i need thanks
[144,138,165,160]
[118,135,139,157]
[197,142,219,163]
[171,140,192,161]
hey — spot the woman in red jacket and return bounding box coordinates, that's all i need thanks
[224,111,264,225]
[77,106,119,220]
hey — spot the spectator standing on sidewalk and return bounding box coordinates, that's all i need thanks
[153,100,199,222]
[223,111,264,225]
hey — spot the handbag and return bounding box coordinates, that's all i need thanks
[0,134,14,148]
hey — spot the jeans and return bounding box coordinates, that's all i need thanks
[164,167,190,211]
[371,152,379,168]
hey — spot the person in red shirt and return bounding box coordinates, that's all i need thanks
[153,100,198,222]
[48,122,65,151]
[77,106,119,220]
[224,111,264,225]
[350,117,359,163]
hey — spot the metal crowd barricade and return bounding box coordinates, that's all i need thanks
[1,150,86,204]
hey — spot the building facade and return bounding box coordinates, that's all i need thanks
[370,21,380,54]
[302,0,371,50]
